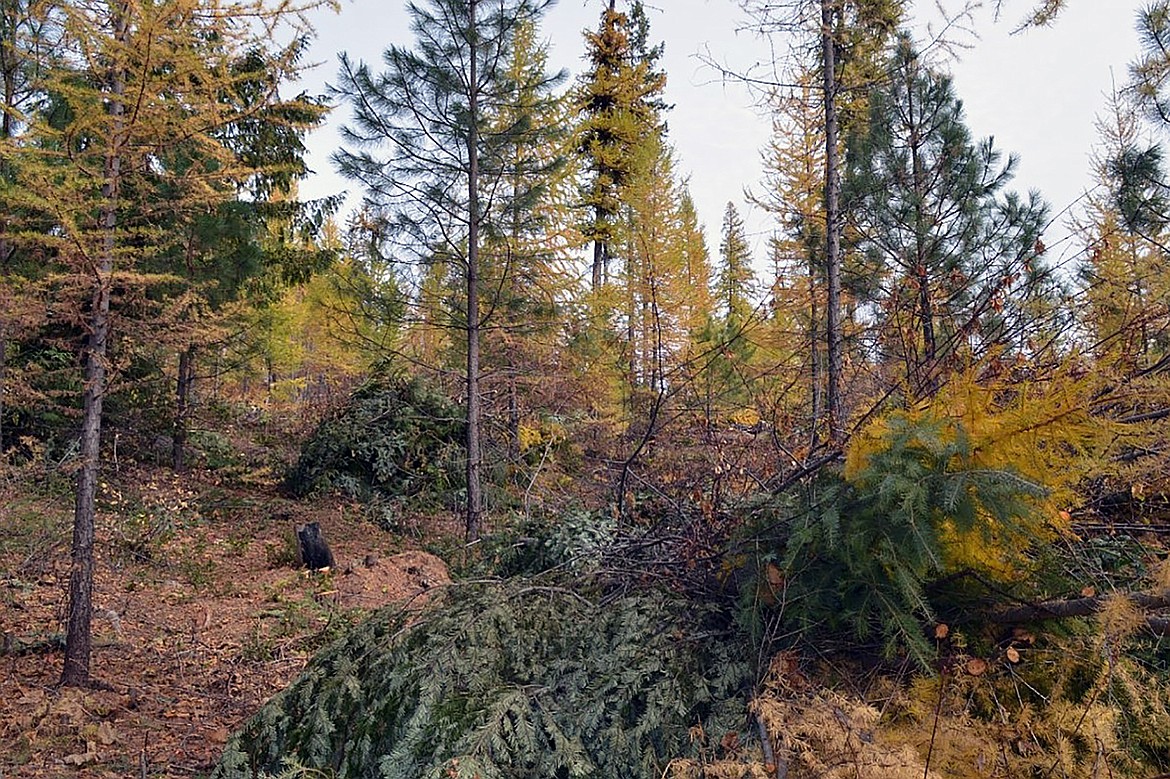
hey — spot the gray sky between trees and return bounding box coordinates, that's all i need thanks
[298,0,1143,274]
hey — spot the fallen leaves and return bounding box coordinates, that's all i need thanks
[62,743,99,766]
[2,462,446,778]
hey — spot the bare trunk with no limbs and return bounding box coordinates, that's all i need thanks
[821,0,844,446]
[172,346,196,471]
[464,0,483,542]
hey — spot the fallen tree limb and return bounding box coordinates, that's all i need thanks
[990,590,1170,634]
[755,710,786,779]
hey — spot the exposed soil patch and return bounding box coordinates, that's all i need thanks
[0,463,451,778]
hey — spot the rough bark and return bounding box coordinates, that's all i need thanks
[916,265,935,394]
[507,368,520,463]
[907,64,935,397]
[464,0,483,542]
[627,237,637,389]
[172,345,195,471]
[62,3,127,689]
[991,590,1170,625]
[0,321,6,451]
[808,249,821,450]
[821,0,844,445]
[62,174,115,688]
[0,6,16,454]
[592,238,604,290]
[755,711,787,779]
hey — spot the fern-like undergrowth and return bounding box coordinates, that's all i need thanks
[213,581,750,779]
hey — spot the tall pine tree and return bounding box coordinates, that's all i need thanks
[716,201,755,325]
[332,0,559,541]
[742,0,903,442]
[576,0,665,291]
[844,37,1053,400]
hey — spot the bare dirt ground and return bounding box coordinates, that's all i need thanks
[0,460,451,778]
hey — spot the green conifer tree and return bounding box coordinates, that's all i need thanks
[743,0,903,443]
[1074,92,1169,373]
[844,37,1054,400]
[576,0,665,291]
[752,75,828,448]
[676,189,712,338]
[479,18,573,461]
[0,0,328,687]
[332,0,558,541]
[0,0,54,450]
[136,42,335,471]
[716,201,755,325]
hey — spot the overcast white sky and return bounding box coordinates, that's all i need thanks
[297,0,1147,271]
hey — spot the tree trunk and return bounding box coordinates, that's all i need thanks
[0,321,6,452]
[990,589,1170,633]
[464,0,483,542]
[172,345,195,471]
[507,367,519,463]
[63,267,112,688]
[0,310,8,452]
[62,4,127,689]
[507,162,521,466]
[808,250,822,450]
[0,14,15,455]
[627,245,637,390]
[907,62,935,398]
[592,238,604,290]
[916,265,935,393]
[821,0,844,445]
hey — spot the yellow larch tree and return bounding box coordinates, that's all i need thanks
[0,0,331,687]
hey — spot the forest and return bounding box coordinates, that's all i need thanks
[1,0,1169,776]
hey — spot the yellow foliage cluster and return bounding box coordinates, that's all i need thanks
[668,757,771,779]
[517,419,566,454]
[517,424,544,454]
[269,377,309,404]
[727,407,762,429]
[885,672,1127,778]
[1096,593,1147,643]
[843,367,1111,574]
[938,520,1020,580]
[752,691,936,779]
[847,367,1100,509]
[670,661,941,779]
[1149,558,1170,594]
[671,637,1170,779]
[885,626,1170,777]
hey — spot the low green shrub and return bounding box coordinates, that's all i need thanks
[476,507,618,578]
[285,375,465,512]
[741,412,1048,667]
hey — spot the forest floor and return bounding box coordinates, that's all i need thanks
[0,420,455,778]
